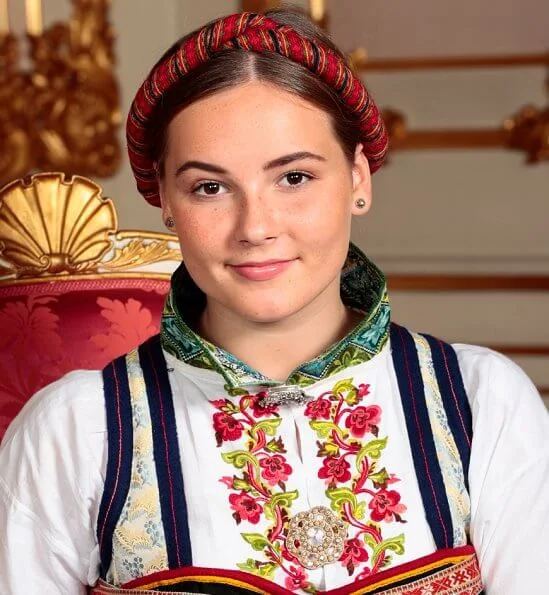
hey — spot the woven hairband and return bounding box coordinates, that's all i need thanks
[127,12,388,207]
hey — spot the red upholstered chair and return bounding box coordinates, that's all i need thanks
[0,173,181,441]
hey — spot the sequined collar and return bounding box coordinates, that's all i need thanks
[160,243,390,390]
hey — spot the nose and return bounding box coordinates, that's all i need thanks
[235,193,278,245]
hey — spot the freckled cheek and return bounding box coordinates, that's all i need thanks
[175,210,228,261]
[290,194,351,243]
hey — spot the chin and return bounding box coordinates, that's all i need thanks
[235,300,303,325]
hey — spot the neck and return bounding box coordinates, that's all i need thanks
[198,292,362,383]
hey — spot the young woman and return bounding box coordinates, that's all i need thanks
[1,9,548,595]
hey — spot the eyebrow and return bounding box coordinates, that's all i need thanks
[174,151,326,177]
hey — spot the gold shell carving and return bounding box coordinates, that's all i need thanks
[0,172,117,277]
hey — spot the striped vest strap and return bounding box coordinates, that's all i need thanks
[390,323,473,550]
[97,335,192,579]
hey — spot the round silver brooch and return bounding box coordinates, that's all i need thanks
[286,506,347,569]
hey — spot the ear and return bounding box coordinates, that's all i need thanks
[158,175,172,226]
[350,144,372,216]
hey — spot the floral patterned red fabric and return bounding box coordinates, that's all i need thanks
[0,277,170,441]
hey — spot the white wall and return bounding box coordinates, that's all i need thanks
[101,0,239,230]
[9,0,548,396]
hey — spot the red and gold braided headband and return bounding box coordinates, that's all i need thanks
[127,12,388,207]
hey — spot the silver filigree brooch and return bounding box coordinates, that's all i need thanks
[260,384,312,407]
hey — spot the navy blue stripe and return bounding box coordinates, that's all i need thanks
[390,323,454,549]
[97,355,134,578]
[139,335,192,568]
[423,334,473,488]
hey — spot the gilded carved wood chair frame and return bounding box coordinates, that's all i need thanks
[0,172,181,439]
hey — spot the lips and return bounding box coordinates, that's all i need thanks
[229,259,296,281]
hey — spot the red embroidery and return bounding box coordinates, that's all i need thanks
[369,489,407,523]
[213,377,408,589]
[229,492,263,524]
[213,411,244,445]
[211,393,313,591]
[305,378,407,577]
[318,456,352,486]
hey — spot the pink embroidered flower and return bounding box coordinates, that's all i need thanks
[318,456,351,485]
[340,537,369,568]
[369,489,407,522]
[304,397,331,420]
[357,383,371,398]
[259,454,292,485]
[229,492,263,524]
[250,393,279,418]
[284,565,308,591]
[345,405,381,438]
[211,398,228,410]
[213,412,244,446]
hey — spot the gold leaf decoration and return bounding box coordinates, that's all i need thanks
[103,238,181,271]
[0,1,121,186]
[0,172,117,277]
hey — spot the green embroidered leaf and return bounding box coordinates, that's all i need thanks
[256,561,278,579]
[362,532,378,551]
[271,490,298,509]
[221,450,259,470]
[326,486,358,516]
[317,441,340,457]
[354,501,366,520]
[344,388,360,406]
[237,558,276,577]
[251,418,282,438]
[225,385,249,397]
[233,477,252,492]
[369,467,390,488]
[241,533,271,551]
[331,378,355,396]
[263,504,274,521]
[356,437,388,468]
[309,420,345,439]
[236,559,257,573]
[264,490,298,520]
[372,533,406,564]
[265,437,286,453]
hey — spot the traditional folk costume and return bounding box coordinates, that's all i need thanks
[91,246,483,594]
[1,11,548,595]
[2,244,548,593]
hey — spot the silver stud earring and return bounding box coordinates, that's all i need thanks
[164,216,175,228]
[355,198,366,209]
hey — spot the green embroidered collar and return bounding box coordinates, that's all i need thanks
[160,243,390,390]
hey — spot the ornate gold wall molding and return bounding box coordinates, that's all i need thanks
[352,52,549,162]
[0,0,121,187]
[242,0,549,163]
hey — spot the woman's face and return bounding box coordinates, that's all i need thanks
[160,81,371,326]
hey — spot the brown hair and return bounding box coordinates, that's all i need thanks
[147,9,364,176]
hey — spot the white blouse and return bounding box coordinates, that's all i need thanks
[0,342,548,594]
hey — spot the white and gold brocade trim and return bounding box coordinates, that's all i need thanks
[412,333,471,545]
[106,350,169,585]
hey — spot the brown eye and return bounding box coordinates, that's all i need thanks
[193,181,228,196]
[203,182,220,195]
[280,171,312,187]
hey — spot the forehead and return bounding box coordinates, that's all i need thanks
[165,81,341,163]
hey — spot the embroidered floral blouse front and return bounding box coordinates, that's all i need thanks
[104,245,470,592]
[211,378,408,591]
